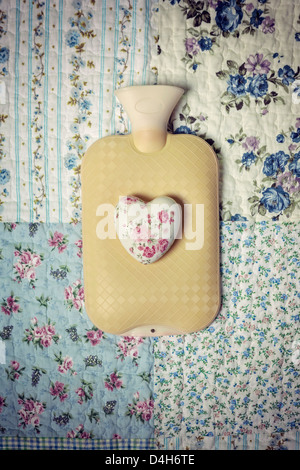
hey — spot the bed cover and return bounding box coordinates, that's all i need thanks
[0,0,299,451]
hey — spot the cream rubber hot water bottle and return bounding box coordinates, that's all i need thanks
[81,85,220,336]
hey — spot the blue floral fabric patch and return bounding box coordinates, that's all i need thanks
[151,0,300,222]
[154,221,300,445]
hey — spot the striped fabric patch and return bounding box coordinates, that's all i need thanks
[14,0,21,222]
[1,0,155,224]
[158,431,300,451]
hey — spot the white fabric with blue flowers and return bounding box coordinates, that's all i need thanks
[151,0,300,222]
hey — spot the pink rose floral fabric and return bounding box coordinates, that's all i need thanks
[0,223,154,439]
[114,196,178,264]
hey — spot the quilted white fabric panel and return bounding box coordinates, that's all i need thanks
[0,0,154,223]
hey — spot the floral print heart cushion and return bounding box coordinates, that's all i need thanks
[114,196,181,264]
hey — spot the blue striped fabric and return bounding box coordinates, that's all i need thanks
[160,432,300,450]
[142,0,150,84]
[14,0,21,221]
[98,0,106,139]
[255,433,259,450]
[27,0,33,220]
[130,0,137,87]
[111,0,120,136]
[44,0,50,222]
[56,0,63,223]
[2,0,154,222]
[243,433,247,450]
[128,0,137,135]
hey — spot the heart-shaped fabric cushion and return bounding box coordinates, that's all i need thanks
[114,196,181,264]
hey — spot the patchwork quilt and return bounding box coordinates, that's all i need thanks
[0,0,299,451]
